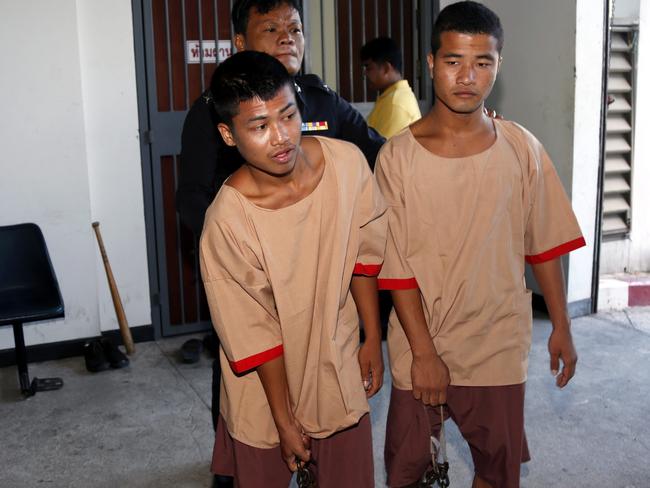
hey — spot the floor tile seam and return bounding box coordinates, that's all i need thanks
[621,308,650,335]
[154,340,211,414]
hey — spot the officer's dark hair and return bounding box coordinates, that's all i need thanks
[232,0,303,35]
[431,1,503,55]
[360,37,403,74]
[210,51,295,126]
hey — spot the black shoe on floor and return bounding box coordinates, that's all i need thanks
[100,337,129,369]
[181,338,203,363]
[84,339,110,373]
[212,475,234,488]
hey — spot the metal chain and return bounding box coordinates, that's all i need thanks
[420,404,451,487]
[297,461,316,488]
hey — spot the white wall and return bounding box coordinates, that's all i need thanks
[0,0,98,346]
[440,0,603,308]
[76,0,151,332]
[569,0,607,302]
[0,1,150,349]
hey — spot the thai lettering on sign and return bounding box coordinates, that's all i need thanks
[186,40,232,64]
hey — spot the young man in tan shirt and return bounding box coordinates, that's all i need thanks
[375,2,585,487]
[200,51,386,487]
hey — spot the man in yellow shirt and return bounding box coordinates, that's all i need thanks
[361,37,421,138]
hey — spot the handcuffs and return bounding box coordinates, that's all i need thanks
[420,404,451,487]
[297,460,316,488]
[295,403,451,488]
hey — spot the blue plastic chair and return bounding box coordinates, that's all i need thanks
[0,223,65,396]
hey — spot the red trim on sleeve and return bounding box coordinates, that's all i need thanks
[525,237,586,264]
[377,277,419,290]
[353,263,383,276]
[229,344,284,374]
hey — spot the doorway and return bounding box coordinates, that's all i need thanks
[133,0,236,337]
[132,0,435,337]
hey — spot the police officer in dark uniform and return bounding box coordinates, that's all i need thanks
[177,1,383,237]
[177,75,383,234]
[176,2,384,485]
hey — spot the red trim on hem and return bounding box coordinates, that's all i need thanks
[353,263,383,276]
[229,344,284,374]
[377,277,419,290]
[525,237,586,264]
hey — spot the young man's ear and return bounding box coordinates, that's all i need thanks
[234,33,246,52]
[217,123,237,147]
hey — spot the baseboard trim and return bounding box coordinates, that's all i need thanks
[567,298,592,318]
[0,325,155,368]
[102,325,155,345]
[532,294,592,319]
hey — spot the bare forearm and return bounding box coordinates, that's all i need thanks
[257,355,294,431]
[258,355,311,468]
[392,287,449,404]
[532,258,578,387]
[391,288,436,358]
[351,275,382,343]
[531,258,570,330]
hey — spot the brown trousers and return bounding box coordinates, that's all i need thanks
[385,384,530,488]
[213,413,375,488]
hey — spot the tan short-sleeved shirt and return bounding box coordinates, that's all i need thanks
[375,119,585,388]
[200,136,387,448]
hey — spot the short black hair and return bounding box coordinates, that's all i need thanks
[431,1,504,55]
[210,51,295,126]
[232,0,303,35]
[360,37,403,74]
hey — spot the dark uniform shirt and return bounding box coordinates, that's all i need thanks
[176,73,385,235]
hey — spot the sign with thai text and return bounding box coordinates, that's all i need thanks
[186,40,232,64]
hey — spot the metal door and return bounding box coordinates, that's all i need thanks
[131,0,432,337]
[303,0,435,117]
[334,0,434,107]
[133,0,235,337]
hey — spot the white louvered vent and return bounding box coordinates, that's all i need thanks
[603,26,637,237]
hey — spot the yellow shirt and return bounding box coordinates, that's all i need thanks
[367,79,421,139]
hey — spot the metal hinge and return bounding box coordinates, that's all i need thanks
[142,130,154,145]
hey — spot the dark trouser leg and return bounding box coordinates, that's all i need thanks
[211,354,221,431]
[210,334,233,487]
[384,387,436,487]
[310,414,374,488]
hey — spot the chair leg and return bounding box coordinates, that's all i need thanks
[12,322,33,396]
[11,322,63,397]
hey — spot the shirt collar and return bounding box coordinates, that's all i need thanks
[377,79,410,100]
[294,80,307,112]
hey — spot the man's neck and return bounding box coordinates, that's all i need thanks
[246,154,302,191]
[428,101,488,136]
[379,74,403,95]
[237,138,325,210]
[411,101,496,158]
